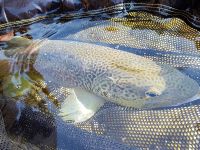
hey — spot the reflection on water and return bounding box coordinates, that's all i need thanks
[0,38,59,111]
[0,9,200,149]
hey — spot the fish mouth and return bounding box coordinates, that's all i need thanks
[141,87,200,109]
[173,88,200,107]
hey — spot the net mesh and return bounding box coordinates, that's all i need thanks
[0,3,200,150]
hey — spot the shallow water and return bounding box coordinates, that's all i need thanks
[0,8,200,149]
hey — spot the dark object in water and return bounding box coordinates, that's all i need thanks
[0,0,200,23]
[0,0,60,23]
[0,96,57,149]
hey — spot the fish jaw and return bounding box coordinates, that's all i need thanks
[174,88,200,106]
[91,65,200,109]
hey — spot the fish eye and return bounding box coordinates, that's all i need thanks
[145,86,162,98]
[145,91,159,97]
[145,87,161,98]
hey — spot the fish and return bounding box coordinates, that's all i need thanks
[29,40,200,123]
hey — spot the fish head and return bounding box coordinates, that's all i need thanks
[92,64,200,109]
[144,66,200,108]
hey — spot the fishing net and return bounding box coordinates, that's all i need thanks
[0,1,200,150]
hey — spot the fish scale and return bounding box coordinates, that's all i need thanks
[33,40,199,109]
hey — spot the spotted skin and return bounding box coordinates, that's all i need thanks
[33,40,199,109]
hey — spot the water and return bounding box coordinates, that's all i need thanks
[0,9,200,149]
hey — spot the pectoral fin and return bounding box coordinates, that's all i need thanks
[58,88,105,123]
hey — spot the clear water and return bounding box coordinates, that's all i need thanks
[0,8,200,149]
